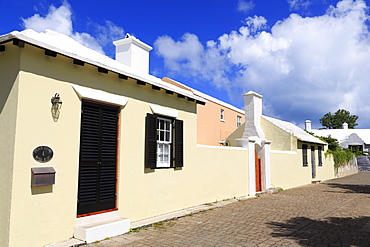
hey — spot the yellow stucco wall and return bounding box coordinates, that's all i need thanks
[260,116,335,189]
[270,143,335,190]
[3,42,250,246]
[8,71,82,247]
[0,45,20,247]
[261,117,293,151]
[120,144,249,222]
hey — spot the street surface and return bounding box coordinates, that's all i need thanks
[88,172,370,246]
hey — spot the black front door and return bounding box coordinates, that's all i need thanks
[77,101,118,215]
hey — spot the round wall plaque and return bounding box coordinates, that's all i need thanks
[33,146,53,163]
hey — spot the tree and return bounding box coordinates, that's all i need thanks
[319,109,358,129]
[319,135,340,151]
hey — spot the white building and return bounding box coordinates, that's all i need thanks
[305,120,370,152]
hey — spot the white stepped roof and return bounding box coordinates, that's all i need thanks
[0,29,205,103]
[311,129,370,144]
[263,116,326,145]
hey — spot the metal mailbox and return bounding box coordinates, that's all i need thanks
[31,167,56,186]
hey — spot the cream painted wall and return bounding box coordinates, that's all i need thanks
[270,151,312,189]
[270,143,335,189]
[0,45,20,247]
[316,146,335,181]
[260,116,335,189]
[8,71,82,247]
[119,140,249,221]
[261,117,293,151]
[5,42,250,246]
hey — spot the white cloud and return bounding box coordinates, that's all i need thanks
[22,1,125,56]
[238,0,255,13]
[22,2,73,35]
[287,0,313,11]
[93,20,125,47]
[155,0,370,128]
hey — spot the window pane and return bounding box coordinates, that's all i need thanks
[164,154,169,163]
[156,117,173,167]
[164,144,169,153]
[162,120,166,129]
[159,154,163,163]
[166,132,170,142]
[157,144,162,153]
[165,121,170,130]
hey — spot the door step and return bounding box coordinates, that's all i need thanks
[74,211,130,243]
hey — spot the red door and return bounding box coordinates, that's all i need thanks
[255,151,262,192]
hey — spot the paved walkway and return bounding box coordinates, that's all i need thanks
[88,173,370,246]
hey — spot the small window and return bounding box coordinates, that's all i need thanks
[145,114,183,169]
[348,145,363,152]
[302,144,308,166]
[157,117,172,167]
[237,116,242,127]
[220,109,225,121]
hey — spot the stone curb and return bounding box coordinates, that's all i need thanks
[45,195,254,247]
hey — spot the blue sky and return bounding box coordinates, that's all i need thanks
[1,0,370,128]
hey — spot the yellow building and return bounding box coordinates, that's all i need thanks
[226,91,335,191]
[0,30,251,247]
[0,29,335,247]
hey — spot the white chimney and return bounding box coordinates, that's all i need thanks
[242,91,265,140]
[113,34,153,73]
[305,120,312,131]
[343,122,348,129]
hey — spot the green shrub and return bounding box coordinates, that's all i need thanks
[326,149,355,174]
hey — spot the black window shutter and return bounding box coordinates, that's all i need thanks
[318,146,323,166]
[302,144,308,166]
[174,119,184,167]
[79,103,100,208]
[145,114,157,169]
[99,106,118,203]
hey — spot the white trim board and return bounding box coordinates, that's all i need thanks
[150,104,178,118]
[73,84,129,106]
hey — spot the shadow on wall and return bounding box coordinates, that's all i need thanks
[268,216,370,247]
[0,72,17,114]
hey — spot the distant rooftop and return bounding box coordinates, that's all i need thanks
[263,116,326,145]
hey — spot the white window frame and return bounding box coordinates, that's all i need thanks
[156,117,172,168]
[220,109,225,121]
[237,116,242,127]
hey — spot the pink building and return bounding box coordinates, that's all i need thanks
[162,77,245,146]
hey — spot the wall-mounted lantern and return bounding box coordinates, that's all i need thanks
[51,93,62,110]
[51,93,62,122]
